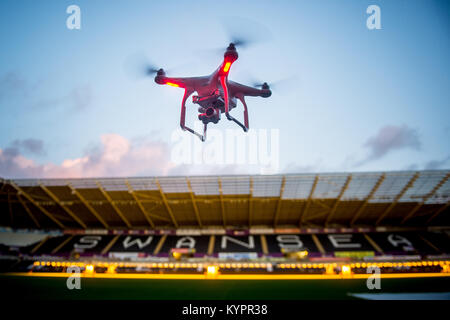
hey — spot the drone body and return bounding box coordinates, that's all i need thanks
[153,43,272,141]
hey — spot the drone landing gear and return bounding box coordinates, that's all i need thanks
[184,123,207,142]
[219,76,249,133]
[180,78,250,142]
[180,89,207,141]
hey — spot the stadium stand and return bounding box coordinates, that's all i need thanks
[0,170,449,277]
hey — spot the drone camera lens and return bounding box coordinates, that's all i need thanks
[205,107,215,117]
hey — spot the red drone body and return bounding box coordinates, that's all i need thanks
[153,43,271,141]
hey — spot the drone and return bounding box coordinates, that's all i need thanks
[149,43,272,141]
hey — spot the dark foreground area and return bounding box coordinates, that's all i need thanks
[2,275,449,300]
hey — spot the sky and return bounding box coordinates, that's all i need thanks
[0,0,449,178]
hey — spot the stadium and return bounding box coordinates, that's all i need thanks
[1,170,449,300]
[1,1,449,308]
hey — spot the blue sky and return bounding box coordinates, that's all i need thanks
[0,0,449,178]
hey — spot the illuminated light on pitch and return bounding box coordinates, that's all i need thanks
[85,265,94,274]
[325,264,335,275]
[207,265,218,276]
[341,265,352,276]
[166,82,179,87]
[107,265,116,274]
[223,62,231,73]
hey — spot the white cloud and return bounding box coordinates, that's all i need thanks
[0,134,174,178]
[0,132,288,179]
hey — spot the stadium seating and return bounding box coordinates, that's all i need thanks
[1,230,448,258]
[0,229,448,275]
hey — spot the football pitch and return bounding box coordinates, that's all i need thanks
[2,275,450,300]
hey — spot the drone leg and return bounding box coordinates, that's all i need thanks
[203,123,207,141]
[180,88,207,142]
[180,89,192,131]
[237,95,249,130]
[220,76,249,132]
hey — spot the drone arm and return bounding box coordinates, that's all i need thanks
[155,75,206,89]
[180,88,207,141]
[219,76,230,114]
[228,81,272,98]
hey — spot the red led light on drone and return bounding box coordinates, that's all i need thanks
[223,62,231,73]
[166,82,179,87]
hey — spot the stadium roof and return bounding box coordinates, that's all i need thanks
[0,170,449,230]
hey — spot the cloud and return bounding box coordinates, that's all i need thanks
[404,163,419,171]
[67,85,93,111]
[282,161,322,173]
[0,132,288,179]
[424,156,450,170]
[33,85,93,111]
[0,134,174,179]
[11,138,46,156]
[167,163,262,176]
[356,125,421,166]
[0,72,30,101]
[0,71,92,112]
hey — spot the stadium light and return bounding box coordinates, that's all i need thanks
[206,265,218,278]
[107,265,116,274]
[85,264,94,274]
[341,265,352,276]
[296,250,308,259]
[325,265,335,275]
[172,252,182,260]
